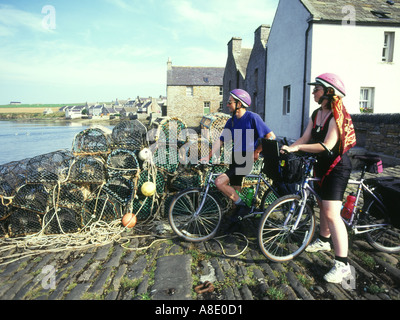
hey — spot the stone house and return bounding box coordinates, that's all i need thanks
[265,0,400,140]
[222,38,251,113]
[222,25,270,118]
[166,59,224,127]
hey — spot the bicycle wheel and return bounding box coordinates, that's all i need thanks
[260,187,280,211]
[362,199,400,253]
[168,188,222,242]
[258,194,316,262]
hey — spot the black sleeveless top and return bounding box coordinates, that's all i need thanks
[310,108,351,178]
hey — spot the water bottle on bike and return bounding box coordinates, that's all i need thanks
[341,193,356,220]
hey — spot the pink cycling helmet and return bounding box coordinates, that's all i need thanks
[230,89,251,107]
[309,73,346,98]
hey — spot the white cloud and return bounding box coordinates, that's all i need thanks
[0,4,52,36]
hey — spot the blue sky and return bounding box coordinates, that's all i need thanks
[0,0,279,105]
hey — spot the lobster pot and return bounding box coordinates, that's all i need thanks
[150,117,187,146]
[131,196,158,221]
[26,150,73,184]
[200,113,232,164]
[0,220,8,238]
[43,207,81,234]
[200,112,230,145]
[72,127,112,156]
[111,120,147,151]
[161,192,176,218]
[0,158,31,196]
[106,149,140,177]
[54,182,86,210]
[81,195,122,226]
[12,183,49,214]
[152,143,179,174]
[8,208,42,237]
[178,138,209,166]
[102,175,134,205]
[0,181,13,220]
[68,156,107,184]
[0,202,10,221]
[169,168,202,191]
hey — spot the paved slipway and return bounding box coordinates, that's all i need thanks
[0,167,399,302]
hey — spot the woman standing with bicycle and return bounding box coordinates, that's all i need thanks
[281,73,356,283]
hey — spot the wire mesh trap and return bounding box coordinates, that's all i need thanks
[106,149,140,176]
[8,208,43,238]
[26,150,73,184]
[43,207,81,235]
[12,183,49,214]
[111,120,148,151]
[81,194,122,226]
[149,117,187,145]
[72,126,112,156]
[102,175,135,205]
[0,158,31,197]
[68,156,107,184]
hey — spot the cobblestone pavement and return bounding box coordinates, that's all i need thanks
[0,166,399,302]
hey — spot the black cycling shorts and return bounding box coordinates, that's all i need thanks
[314,154,352,201]
[224,151,253,186]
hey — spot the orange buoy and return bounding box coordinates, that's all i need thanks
[122,212,137,228]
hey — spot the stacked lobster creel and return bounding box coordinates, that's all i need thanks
[0,158,30,234]
[146,117,189,219]
[110,120,157,223]
[70,126,124,227]
[0,150,76,237]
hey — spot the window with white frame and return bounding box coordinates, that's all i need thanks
[382,32,395,62]
[359,87,375,113]
[204,101,210,114]
[186,86,193,96]
[283,85,291,115]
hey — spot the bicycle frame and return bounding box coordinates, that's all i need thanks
[346,177,388,234]
[294,157,389,235]
[194,164,278,218]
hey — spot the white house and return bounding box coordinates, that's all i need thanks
[265,0,400,140]
[65,106,85,119]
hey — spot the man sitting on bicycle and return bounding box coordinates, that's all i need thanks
[201,89,276,229]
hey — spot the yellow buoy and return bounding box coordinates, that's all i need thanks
[141,181,156,197]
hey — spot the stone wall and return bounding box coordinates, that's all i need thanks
[351,113,400,166]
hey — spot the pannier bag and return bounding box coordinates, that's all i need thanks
[363,177,400,228]
[261,139,305,183]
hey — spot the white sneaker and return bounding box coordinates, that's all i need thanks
[305,238,331,252]
[324,260,351,283]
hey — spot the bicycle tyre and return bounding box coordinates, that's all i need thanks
[362,199,400,253]
[258,194,316,262]
[168,188,222,242]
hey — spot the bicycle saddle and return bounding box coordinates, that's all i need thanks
[353,154,381,165]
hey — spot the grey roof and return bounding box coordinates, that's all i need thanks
[167,66,224,86]
[301,0,400,25]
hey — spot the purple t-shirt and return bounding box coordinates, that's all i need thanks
[220,111,272,152]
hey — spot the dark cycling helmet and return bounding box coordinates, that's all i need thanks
[308,73,346,98]
[230,89,251,107]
